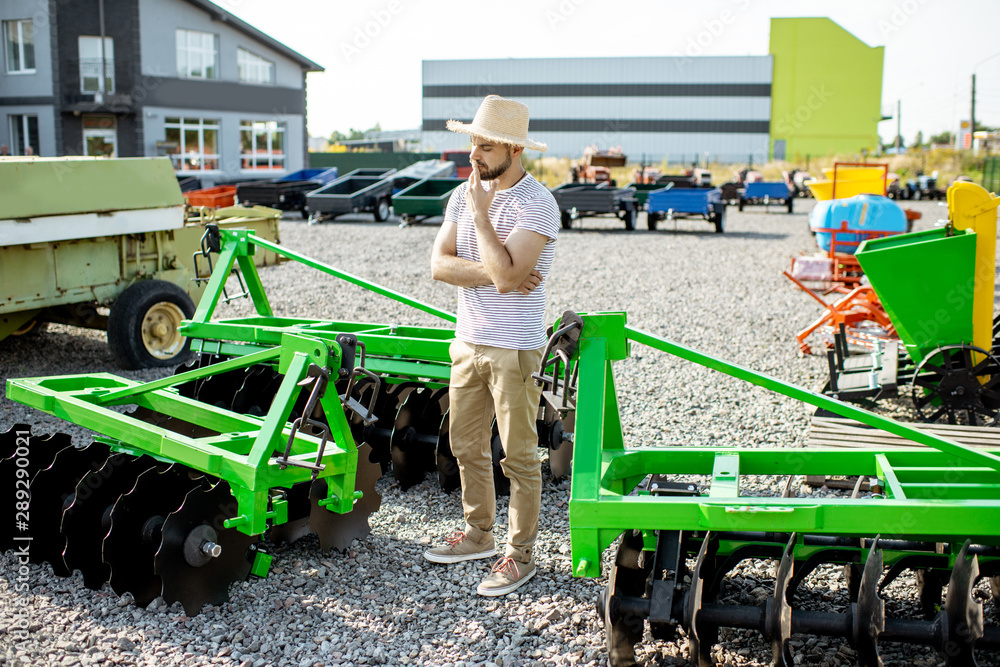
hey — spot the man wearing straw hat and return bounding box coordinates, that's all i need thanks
[426,95,559,596]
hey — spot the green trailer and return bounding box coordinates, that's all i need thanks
[622,181,672,210]
[392,177,464,226]
[0,157,281,369]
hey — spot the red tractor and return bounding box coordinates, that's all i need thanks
[571,146,626,186]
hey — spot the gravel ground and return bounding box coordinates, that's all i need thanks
[2,196,996,667]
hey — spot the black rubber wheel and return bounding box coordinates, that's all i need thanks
[647,212,659,231]
[561,210,573,230]
[713,206,726,234]
[622,206,635,231]
[786,197,794,214]
[738,198,745,212]
[108,280,196,370]
[373,198,390,222]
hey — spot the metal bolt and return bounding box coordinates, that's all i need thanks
[201,541,222,558]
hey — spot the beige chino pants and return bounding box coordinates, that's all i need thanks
[448,339,545,564]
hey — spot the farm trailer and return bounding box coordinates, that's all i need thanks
[0,157,281,369]
[235,168,339,218]
[551,183,639,231]
[305,168,398,224]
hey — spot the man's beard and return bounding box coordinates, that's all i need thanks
[478,151,512,181]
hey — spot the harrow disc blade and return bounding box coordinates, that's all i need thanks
[62,454,158,589]
[175,354,244,410]
[28,442,110,576]
[104,466,202,607]
[154,483,255,616]
[0,427,71,551]
[603,530,649,667]
[943,541,984,665]
[0,423,33,459]
[391,386,439,490]
[490,421,511,497]
[309,443,382,552]
[436,409,460,493]
[231,365,282,417]
[267,482,313,545]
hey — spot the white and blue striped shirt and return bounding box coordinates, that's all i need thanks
[445,173,559,350]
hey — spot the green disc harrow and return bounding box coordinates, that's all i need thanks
[3,224,999,666]
[556,313,1000,666]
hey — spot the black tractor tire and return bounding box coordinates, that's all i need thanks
[738,198,745,212]
[622,206,635,231]
[373,198,390,222]
[647,212,659,231]
[712,206,726,234]
[108,280,196,370]
[561,210,573,230]
[786,197,794,214]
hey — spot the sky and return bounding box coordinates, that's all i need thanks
[213,0,1000,145]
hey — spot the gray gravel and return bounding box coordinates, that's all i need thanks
[2,197,993,667]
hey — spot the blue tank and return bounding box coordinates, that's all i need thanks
[809,194,907,253]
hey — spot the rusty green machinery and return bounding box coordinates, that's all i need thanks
[0,157,281,369]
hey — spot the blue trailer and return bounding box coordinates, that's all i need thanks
[739,181,794,213]
[646,187,726,233]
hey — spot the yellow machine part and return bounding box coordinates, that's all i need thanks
[947,181,1000,355]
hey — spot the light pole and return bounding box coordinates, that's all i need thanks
[971,49,1000,153]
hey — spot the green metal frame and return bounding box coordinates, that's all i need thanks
[9,229,1000,576]
[569,313,1000,578]
[6,229,459,538]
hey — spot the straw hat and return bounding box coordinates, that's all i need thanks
[446,95,547,152]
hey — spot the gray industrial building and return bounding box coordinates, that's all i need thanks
[422,56,773,164]
[0,0,321,183]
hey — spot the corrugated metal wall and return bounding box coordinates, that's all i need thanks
[422,56,772,164]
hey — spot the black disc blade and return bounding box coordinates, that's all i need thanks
[29,442,110,575]
[309,443,382,552]
[391,387,436,490]
[437,408,460,493]
[62,454,157,590]
[0,428,72,551]
[104,466,201,607]
[154,483,255,616]
[267,482,314,545]
[231,365,282,417]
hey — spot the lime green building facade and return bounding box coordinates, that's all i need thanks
[769,18,885,162]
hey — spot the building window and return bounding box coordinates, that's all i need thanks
[237,48,274,85]
[240,120,285,170]
[164,117,219,171]
[83,115,116,158]
[4,19,35,74]
[78,36,114,94]
[9,114,39,155]
[176,29,218,79]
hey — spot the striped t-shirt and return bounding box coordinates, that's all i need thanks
[444,173,559,349]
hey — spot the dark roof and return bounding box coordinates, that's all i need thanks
[183,0,324,72]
